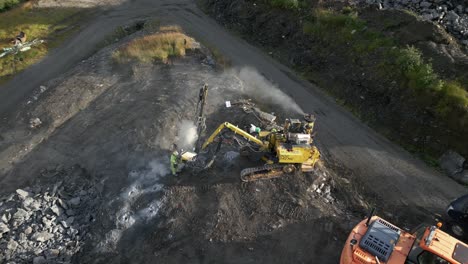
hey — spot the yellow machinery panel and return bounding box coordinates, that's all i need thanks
[276,144,312,163]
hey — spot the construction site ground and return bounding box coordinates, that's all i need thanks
[0,0,466,263]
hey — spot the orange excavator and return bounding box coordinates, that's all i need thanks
[341,210,468,264]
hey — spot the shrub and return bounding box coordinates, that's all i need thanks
[113,27,195,63]
[0,0,23,12]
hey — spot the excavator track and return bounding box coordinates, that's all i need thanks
[240,164,290,182]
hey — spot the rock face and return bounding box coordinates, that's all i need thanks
[0,165,100,264]
[360,0,468,49]
[440,150,468,184]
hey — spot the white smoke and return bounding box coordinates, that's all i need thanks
[176,119,198,150]
[226,67,305,114]
[98,158,168,253]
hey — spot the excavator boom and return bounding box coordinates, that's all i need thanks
[201,122,267,150]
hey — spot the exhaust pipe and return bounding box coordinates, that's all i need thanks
[366,208,375,226]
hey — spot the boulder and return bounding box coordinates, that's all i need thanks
[0,222,10,234]
[31,231,54,242]
[16,189,31,199]
[440,150,466,176]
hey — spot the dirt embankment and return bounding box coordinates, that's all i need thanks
[198,0,468,163]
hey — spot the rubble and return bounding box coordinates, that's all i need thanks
[440,150,468,184]
[29,117,42,129]
[0,165,100,263]
[359,0,468,49]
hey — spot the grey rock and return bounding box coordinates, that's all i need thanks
[41,217,53,228]
[50,204,63,217]
[31,231,54,242]
[66,209,75,216]
[16,189,31,199]
[13,208,29,224]
[419,1,431,8]
[446,10,460,21]
[22,197,41,211]
[60,220,70,229]
[66,216,74,225]
[45,248,60,259]
[0,222,9,234]
[7,239,18,251]
[440,150,465,176]
[67,227,79,237]
[68,197,81,207]
[29,117,42,129]
[57,198,68,210]
[1,213,9,223]
[33,256,46,264]
[24,226,33,235]
[422,13,435,20]
[18,232,27,242]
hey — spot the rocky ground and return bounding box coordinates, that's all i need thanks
[0,165,101,264]
[357,0,468,49]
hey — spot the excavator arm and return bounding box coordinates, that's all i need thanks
[201,122,267,150]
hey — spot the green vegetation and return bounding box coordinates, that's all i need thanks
[392,46,468,133]
[303,8,468,132]
[301,8,468,157]
[112,26,196,63]
[0,0,25,12]
[262,0,302,10]
[303,9,394,54]
[0,3,83,81]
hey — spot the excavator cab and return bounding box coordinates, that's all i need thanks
[284,119,303,134]
[340,216,468,264]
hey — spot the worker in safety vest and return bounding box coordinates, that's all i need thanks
[170,144,180,176]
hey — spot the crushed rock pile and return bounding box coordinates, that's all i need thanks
[360,0,468,48]
[0,165,101,264]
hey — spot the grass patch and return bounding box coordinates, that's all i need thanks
[112,26,196,64]
[0,2,83,81]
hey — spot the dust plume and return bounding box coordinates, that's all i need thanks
[228,67,305,114]
[176,119,198,150]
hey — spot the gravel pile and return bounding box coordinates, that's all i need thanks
[0,166,100,264]
[362,0,468,48]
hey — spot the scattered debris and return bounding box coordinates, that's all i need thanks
[0,39,45,58]
[29,118,42,129]
[0,165,100,263]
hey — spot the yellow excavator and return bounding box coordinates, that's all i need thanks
[183,114,320,182]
